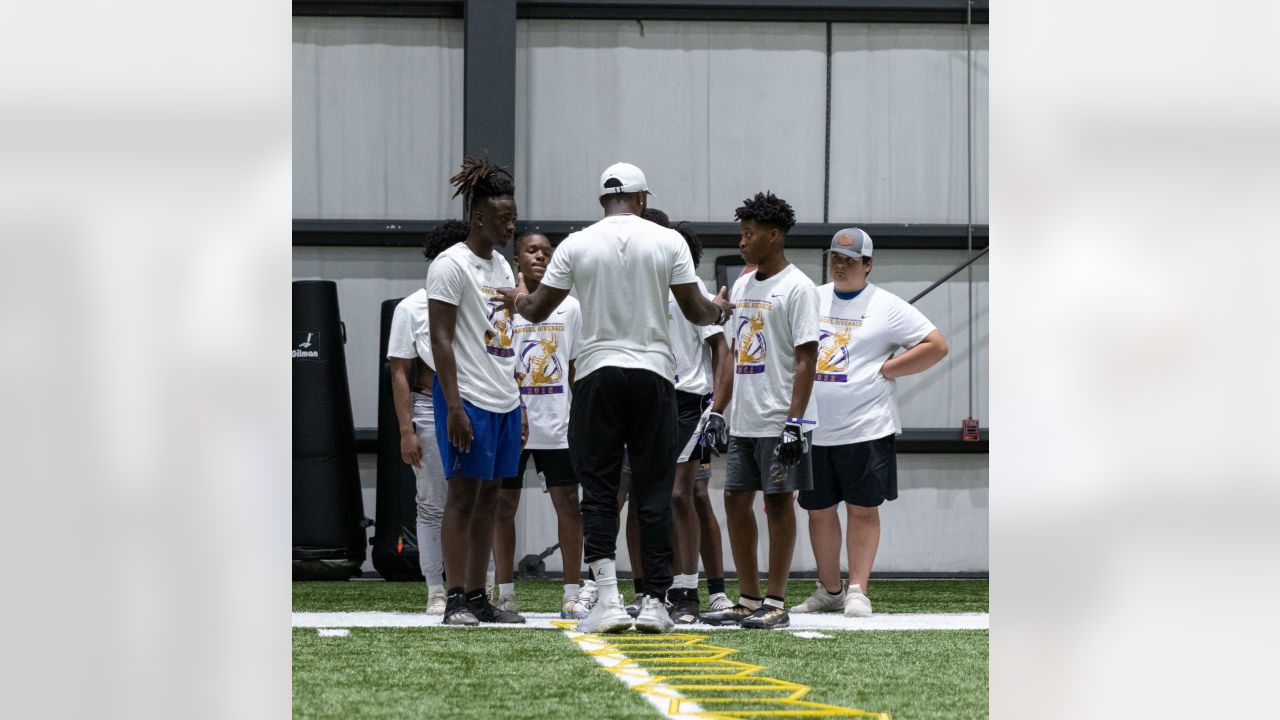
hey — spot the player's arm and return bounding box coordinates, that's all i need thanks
[880,329,948,379]
[787,342,818,420]
[568,359,576,388]
[709,335,734,414]
[672,282,732,327]
[497,276,569,323]
[389,357,422,467]
[428,299,473,453]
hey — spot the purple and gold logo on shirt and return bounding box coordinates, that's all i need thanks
[485,295,515,358]
[516,334,564,394]
[735,311,767,374]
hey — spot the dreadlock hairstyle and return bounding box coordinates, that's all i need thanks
[673,221,703,269]
[641,207,671,228]
[423,219,470,261]
[733,191,796,234]
[449,153,515,217]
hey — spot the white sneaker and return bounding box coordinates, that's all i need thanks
[577,594,633,634]
[792,581,846,613]
[425,591,447,615]
[496,594,519,613]
[708,592,734,612]
[577,580,598,611]
[844,584,872,618]
[562,593,591,619]
[633,595,675,634]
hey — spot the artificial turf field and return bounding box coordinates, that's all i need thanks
[293,579,988,719]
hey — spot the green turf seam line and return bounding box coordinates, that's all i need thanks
[556,621,891,719]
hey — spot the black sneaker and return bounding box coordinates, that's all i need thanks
[669,590,701,625]
[443,596,479,626]
[625,594,644,619]
[739,605,790,630]
[469,596,526,624]
[699,603,756,626]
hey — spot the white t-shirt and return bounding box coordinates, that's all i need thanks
[541,214,699,381]
[425,242,520,414]
[668,285,724,396]
[811,283,936,446]
[727,264,820,437]
[513,295,581,450]
[386,289,434,370]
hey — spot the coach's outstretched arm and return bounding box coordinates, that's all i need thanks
[672,282,734,327]
[497,272,568,323]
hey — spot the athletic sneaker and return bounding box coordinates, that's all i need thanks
[561,593,591,619]
[442,605,480,627]
[469,596,526,624]
[699,603,756,626]
[577,594,633,634]
[633,596,675,634]
[577,580,598,611]
[425,591,447,616]
[792,582,846,613]
[496,595,520,613]
[625,594,644,619]
[844,584,873,618]
[739,605,790,630]
[668,589,701,625]
[708,592,734,612]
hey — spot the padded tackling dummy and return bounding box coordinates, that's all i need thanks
[371,297,425,581]
[293,280,367,580]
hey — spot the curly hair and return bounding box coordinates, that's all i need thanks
[641,207,671,228]
[515,231,556,254]
[422,219,470,261]
[733,191,796,233]
[449,153,515,215]
[673,221,702,269]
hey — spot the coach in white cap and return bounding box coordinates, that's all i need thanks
[502,162,732,634]
[790,227,948,618]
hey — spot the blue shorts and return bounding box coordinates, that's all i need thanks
[431,376,522,480]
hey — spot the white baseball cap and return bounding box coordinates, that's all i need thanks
[599,162,653,196]
[828,227,873,259]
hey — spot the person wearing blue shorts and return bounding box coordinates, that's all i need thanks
[427,155,526,626]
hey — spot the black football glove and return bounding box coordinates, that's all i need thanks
[774,421,809,467]
[702,411,729,456]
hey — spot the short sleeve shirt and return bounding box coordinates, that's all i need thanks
[386,289,433,369]
[668,284,724,396]
[727,264,820,437]
[811,283,936,446]
[513,295,581,449]
[425,243,520,413]
[542,214,698,382]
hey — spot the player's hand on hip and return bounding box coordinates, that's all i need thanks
[447,406,474,454]
[702,411,729,456]
[774,421,808,467]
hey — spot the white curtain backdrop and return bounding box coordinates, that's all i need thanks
[293,18,464,219]
[829,23,989,223]
[516,19,827,222]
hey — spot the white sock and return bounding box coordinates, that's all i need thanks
[674,573,698,590]
[563,583,580,599]
[589,558,620,603]
[498,582,515,598]
[739,595,763,611]
[427,584,444,596]
[764,596,785,610]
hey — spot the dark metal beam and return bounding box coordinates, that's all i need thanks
[294,0,988,23]
[294,219,989,251]
[463,0,516,170]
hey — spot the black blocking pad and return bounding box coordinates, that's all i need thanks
[293,280,367,580]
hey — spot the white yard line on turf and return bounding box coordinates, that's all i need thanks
[293,611,988,631]
[565,628,706,720]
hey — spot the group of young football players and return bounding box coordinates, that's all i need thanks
[387,157,947,631]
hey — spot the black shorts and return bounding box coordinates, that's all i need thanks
[798,434,898,510]
[725,434,813,495]
[500,448,577,490]
[675,390,704,462]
